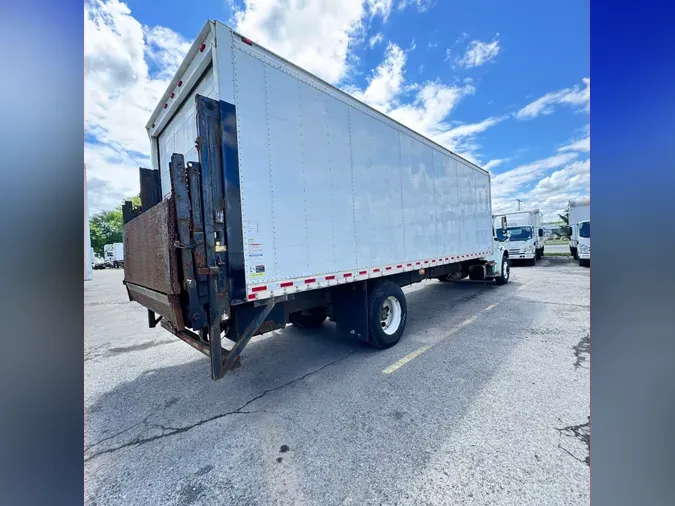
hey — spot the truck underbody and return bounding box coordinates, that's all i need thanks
[122,95,509,380]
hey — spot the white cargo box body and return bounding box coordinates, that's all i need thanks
[501,210,542,229]
[569,199,590,228]
[147,21,493,300]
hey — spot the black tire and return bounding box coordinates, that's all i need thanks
[289,307,328,329]
[530,255,536,266]
[368,281,407,349]
[495,256,510,285]
[572,248,578,260]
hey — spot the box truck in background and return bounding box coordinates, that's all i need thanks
[120,20,511,380]
[577,220,590,267]
[567,198,590,259]
[494,210,544,265]
[104,243,124,268]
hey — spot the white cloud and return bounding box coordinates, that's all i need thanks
[369,32,384,48]
[85,0,188,155]
[349,42,407,111]
[398,0,436,12]
[368,0,393,22]
[558,130,590,153]
[435,116,507,145]
[491,152,580,199]
[85,0,191,212]
[516,78,590,119]
[492,155,589,221]
[233,0,392,85]
[456,36,501,68]
[85,142,149,213]
[345,47,503,162]
[483,158,507,172]
[428,41,438,48]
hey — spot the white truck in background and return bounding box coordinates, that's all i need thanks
[494,210,544,265]
[567,198,590,260]
[103,243,124,268]
[576,220,590,267]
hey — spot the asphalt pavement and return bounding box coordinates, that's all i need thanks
[85,257,589,506]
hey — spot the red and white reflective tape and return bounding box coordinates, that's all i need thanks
[245,250,494,300]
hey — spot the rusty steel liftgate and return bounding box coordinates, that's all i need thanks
[122,95,277,380]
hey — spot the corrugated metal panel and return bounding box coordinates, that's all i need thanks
[231,36,492,288]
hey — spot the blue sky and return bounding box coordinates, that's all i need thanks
[85,0,589,220]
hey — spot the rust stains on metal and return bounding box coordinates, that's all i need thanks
[123,197,181,295]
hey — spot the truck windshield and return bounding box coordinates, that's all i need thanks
[579,221,590,238]
[496,226,532,241]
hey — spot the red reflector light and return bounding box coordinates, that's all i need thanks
[305,278,316,284]
[177,80,183,87]
[397,265,402,268]
[359,271,367,275]
[163,103,167,109]
[199,43,206,52]
[248,294,256,300]
[241,36,253,46]
[373,268,380,272]
[325,275,335,280]
[170,92,175,98]
[385,267,392,271]
[344,273,353,278]
[407,264,412,267]
[251,285,267,292]
[280,282,293,288]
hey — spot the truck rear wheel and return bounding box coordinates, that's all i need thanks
[368,281,407,349]
[289,307,328,329]
[495,256,510,285]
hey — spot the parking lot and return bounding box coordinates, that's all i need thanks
[85,257,589,506]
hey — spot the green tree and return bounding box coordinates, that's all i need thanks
[89,195,141,255]
[558,211,571,238]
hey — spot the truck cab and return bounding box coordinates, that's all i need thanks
[567,198,590,260]
[494,210,544,265]
[577,220,590,267]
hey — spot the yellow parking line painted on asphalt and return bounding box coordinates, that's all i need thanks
[445,327,459,337]
[382,345,432,374]
[460,316,476,326]
[382,300,507,374]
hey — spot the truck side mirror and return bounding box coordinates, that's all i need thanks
[538,229,544,237]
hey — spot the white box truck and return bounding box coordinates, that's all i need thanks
[494,210,544,265]
[567,198,590,260]
[104,243,124,268]
[120,20,512,380]
[576,220,590,267]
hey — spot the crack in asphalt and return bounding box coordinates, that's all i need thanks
[556,417,590,466]
[573,333,590,369]
[84,350,356,463]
